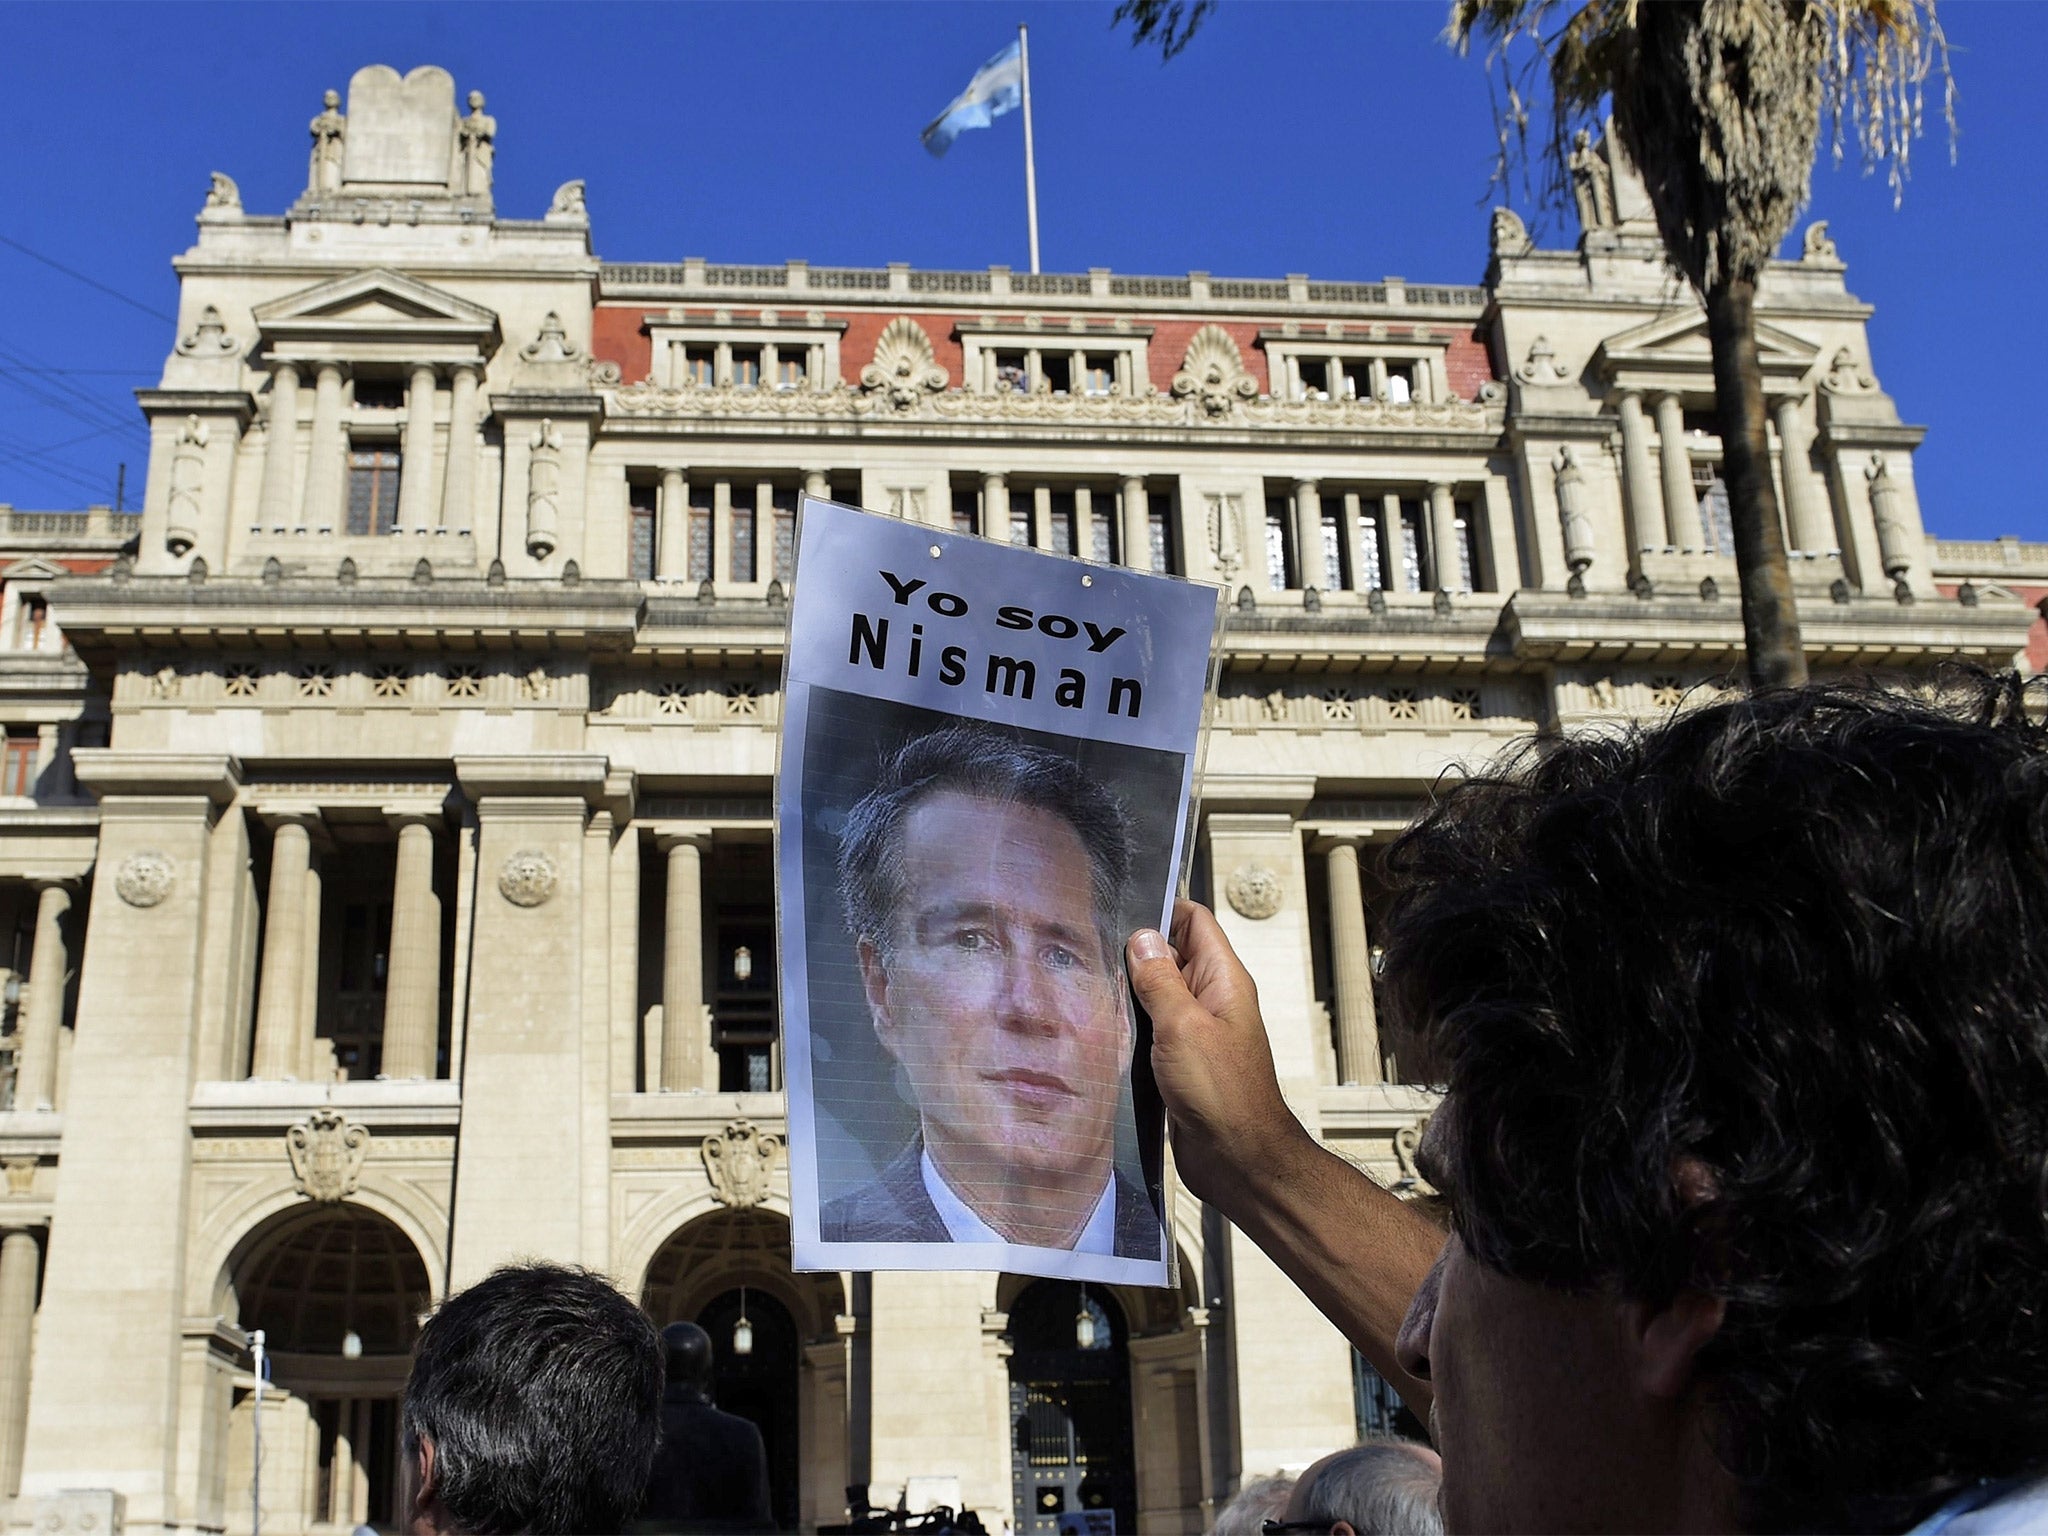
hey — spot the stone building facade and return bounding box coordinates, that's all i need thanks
[0,63,2034,1536]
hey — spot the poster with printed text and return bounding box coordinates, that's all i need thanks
[780,497,1222,1286]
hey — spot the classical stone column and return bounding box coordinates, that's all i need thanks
[1616,391,1662,553]
[1775,395,1833,552]
[251,818,315,1078]
[380,817,440,1080]
[440,363,481,533]
[659,834,707,1092]
[1322,840,1382,1086]
[1120,476,1150,571]
[1654,393,1695,549]
[301,362,347,533]
[1428,482,1462,592]
[0,1227,37,1498]
[656,468,688,581]
[256,363,301,531]
[1292,479,1326,592]
[979,472,1009,543]
[14,883,69,1112]
[804,468,831,502]
[396,364,439,532]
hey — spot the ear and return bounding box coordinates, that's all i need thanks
[407,1433,441,1535]
[1331,1522,1358,1536]
[1624,1288,1726,1400]
[856,937,898,1056]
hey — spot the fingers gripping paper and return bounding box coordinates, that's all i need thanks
[779,499,1221,1286]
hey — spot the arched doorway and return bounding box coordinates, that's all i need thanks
[641,1208,841,1533]
[228,1203,432,1534]
[1007,1281,1136,1536]
[696,1287,799,1531]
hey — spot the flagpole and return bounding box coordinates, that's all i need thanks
[1018,23,1041,274]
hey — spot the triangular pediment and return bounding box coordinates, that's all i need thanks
[2,557,68,582]
[1595,311,1819,379]
[254,268,498,339]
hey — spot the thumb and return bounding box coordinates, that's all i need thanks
[1126,928,1202,1034]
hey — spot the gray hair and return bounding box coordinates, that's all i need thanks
[1211,1474,1296,1536]
[836,722,1133,965]
[1295,1439,1442,1536]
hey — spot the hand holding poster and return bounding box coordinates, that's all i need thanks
[780,498,1222,1286]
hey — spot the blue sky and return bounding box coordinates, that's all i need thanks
[0,0,2040,542]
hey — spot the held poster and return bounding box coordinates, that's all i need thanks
[779,497,1222,1286]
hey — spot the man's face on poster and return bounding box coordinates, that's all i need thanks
[856,789,1132,1189]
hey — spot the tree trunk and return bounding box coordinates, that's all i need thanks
[1705,276,1808,689]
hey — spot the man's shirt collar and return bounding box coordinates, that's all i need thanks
[920,1147,1117,1254]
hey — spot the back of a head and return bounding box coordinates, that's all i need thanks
[1211,1474,1296,1536]
[1295,1440,1443,1536]
[660,1319,714,1398]
[403,1262,664,1535]
[1383,673,2048,1532]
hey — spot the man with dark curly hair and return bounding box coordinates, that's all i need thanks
[1128,675,2048,1534]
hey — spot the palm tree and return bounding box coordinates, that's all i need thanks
[1117,0,1950,689]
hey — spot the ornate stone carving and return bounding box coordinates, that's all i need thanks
[520,313,583,365]
[1392,1116,1437,1197]
[457,90,495,197]
[114,852,175,908]
[1224,863,1284,921]
[546,178,588,220]
[1821,346,1877,395]
[176,305,238,358]
[702,1119,782,1209]
[3,1157,35,1195]
[586,357,622,387]
[1516,336,1570,384]
[526,418,562,559]
[1205,493,1246,580]
[498,849,559,908]
[860,318,948,410]
[1569,128,1617,231]
[203,172,241,212]
[308,88,346,196]
[1866,453,1913,579]
[165,416,207,557]
[1801,219,1839,263]
[1171,325,1258,418]
[1489,205,1529,255]
[1554,446,1594,582]
[286,1108,370,1203]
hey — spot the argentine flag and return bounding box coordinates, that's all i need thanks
[921,41,1024,158]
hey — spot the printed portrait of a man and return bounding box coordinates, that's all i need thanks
[819,723,1162,1259]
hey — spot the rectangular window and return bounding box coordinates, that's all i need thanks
[1083,356,1116,397]
[731,504,757,583]
[688,492,714,582]
[1265,498,1292,591]
[345,449,401,536]
[951,487,978,537]
[19,596,47,651]
[1321,511,1348,590]
[994,352,1028,393]
[1397,500,1426,592]
[1048,490,1076,557]
[771,487,798,581]
[1341,361,1372,401]
[1090,491,1115,565]
[775,354,805,391]
[1356,508,1386,591]
[730,349,761,389]
[1385,364,1415,404]
[1453,513,1476,592]
[1040,354,1072,396]
[2,734,34,797]
[685,347,716,388]
[1010,505,1031,547]
[628,484,657,581]
[1148,506,1172,574]
[351,379,404,411]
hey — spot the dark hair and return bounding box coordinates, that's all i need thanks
[1381,673,2048,1534]
[401,1262,664,1535]
[836,721,1133,964]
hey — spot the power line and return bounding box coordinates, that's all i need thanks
[0,232,175,323]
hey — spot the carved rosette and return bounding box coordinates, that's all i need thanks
[286,1108,370,1203]
[859,317,948,410]
[497,849,559,908]
[1224,863,1284,921]
[115,852,176,908]
[703,1118,782,1209]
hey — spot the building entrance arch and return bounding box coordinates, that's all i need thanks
[225,1202,432,1534]
[1006,1280,1136,1536]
